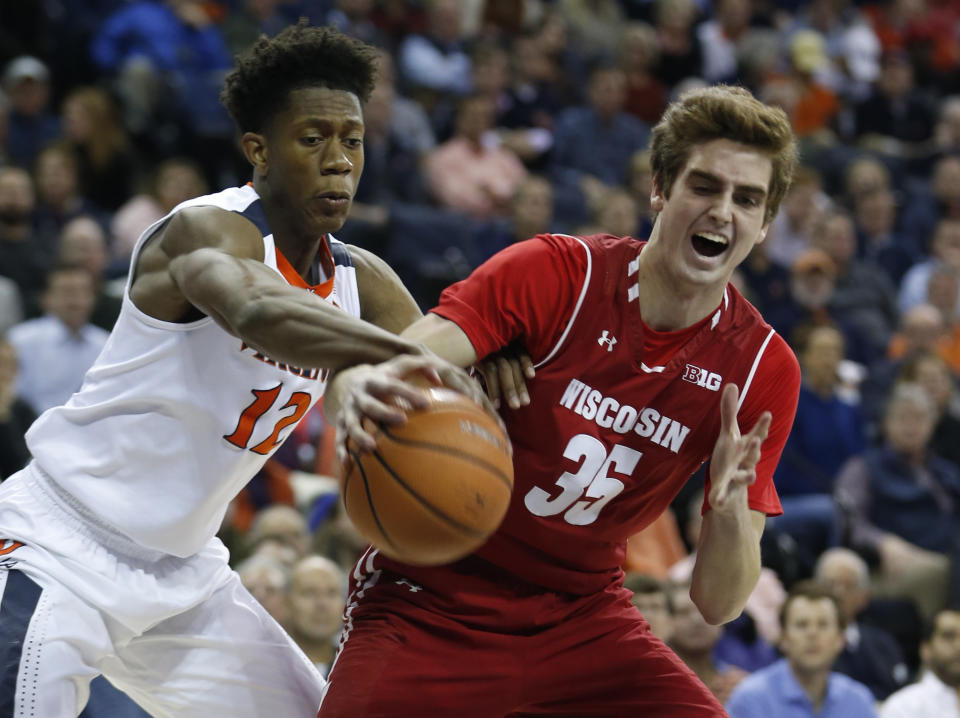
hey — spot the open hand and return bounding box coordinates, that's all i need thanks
[708,384,771,514]
[478,343,535,410]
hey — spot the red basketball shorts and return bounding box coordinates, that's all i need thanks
[318,551,727,717]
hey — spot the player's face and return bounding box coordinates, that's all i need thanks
[258,87,365,237]
[650,138,772,290]
[779,597,844,676]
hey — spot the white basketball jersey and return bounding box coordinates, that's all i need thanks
[26,184,361,557]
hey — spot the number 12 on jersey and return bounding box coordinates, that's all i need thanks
[524,433,641,525]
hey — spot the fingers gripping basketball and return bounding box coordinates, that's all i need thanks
[339,387,514,566]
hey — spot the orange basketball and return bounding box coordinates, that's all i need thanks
[339,387,514,566]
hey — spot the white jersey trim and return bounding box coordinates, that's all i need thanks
[737,327,775,412]
[534,234,593,370]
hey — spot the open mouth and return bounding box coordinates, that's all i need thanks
[691,232,729,258]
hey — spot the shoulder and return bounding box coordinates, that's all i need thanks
[344,244,390,277]
[879,682,930,716]
[726,665,778,709]
[830,672,876,705]
[154,203,264,261]
[7,317,51,345]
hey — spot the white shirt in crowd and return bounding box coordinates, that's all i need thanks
[880,671,960,718]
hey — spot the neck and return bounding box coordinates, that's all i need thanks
[253,177,323,278]
[790,663,830,711]
[633,237,725,330]
[806,376,835,399]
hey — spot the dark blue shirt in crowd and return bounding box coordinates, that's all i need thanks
[551,107,649,187]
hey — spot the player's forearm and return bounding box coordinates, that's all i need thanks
[690,505,763,625]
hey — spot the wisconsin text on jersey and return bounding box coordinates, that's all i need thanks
[558,378,691,453]
[240,341,329,381]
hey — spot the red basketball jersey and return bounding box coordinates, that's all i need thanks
[379,233,800,596]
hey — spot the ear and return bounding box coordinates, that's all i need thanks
[650,175,665,213]
[757,223,770,244]
[240,132,268,177]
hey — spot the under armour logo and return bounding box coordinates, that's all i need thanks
[395,579,423,593]
[597,330,618,351]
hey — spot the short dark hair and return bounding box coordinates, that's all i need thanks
[923,609,960,642]
[221,21,378,134]
[779,580,845,630]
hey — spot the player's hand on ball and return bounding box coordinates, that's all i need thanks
[478,342,535,410]
[708,383,771,514]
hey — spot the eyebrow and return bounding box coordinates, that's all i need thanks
[296,117,364,130]
[687,169,767,198]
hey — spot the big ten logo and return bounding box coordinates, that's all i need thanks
[682,364,722,391]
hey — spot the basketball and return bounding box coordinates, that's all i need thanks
[339,386,514,566]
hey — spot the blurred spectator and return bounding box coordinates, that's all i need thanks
[773,325,863,557]
[398,0,472,101]
[110,157,208,268]
[809,207,898,353]
[668,579,749,705]
[247,504,311,560]
[61,86,140,212]
[2,56,61,169]
[898,218,960,316]
[899,155,960,256]
[765,166,831,270]
[0,166,52,316]
[852,50,935,150]
[551,64,649,211]
[324,0,386,48]
[725,581,877,718]
[835,383,959,621]
[843,154,892,209]
[470,42,512,125]
[557,0,625,65]
[90,0,232,136]
[854,187,917,285]
[739,238,792,317]
[623,509,688,581]
[581,187,641,238]
[425,93,528,220]
[697,0,752,85]
[653,0,703,89]
[476,174,553,261]
[58,215,122,332]
[879,608,960,718]
[0,276,23,335]
[815,548,911,701]
[287,555,346,677]
[896,352,960,467]
[624,572,675,642]
[620,22,666,126]
[0,337,35,480]
[33,142,100,246]
[933,96,960,154]
[237,552,292,628]
[780,29,841,141]
[500,32,565,132]
[7,263,109,414]
[222,0,290,56]
[313,499,369,574]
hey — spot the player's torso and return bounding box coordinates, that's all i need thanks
[25,185,360,557]
[478,236,778,593]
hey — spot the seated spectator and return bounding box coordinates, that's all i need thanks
[696,0,752,85]
[899,218,960,317]
[898,155,960,256]
[0,337,35,480]
[668,579,749,705]
[726,581,877,718]
[398,0,472,106]
[110,157,208,268]
[33,141,101,246]
[852,50,935,150]
[854,187,918,285]
[476,174,554,262]
[221,0,290,56]
[0,166,49,314]
[879,608,960,718]
[652,0,703,89]
[835,383,959,621]
[501,32,565,134]
[287,555,346,678]
[246,504,312,561]
[61,86,141,212]
[579,187,641,238]
[623,572,675,642]
[933,96,960,154]
[765,166,831,270]
[896,352,960,469]
[739,238,792,318]
[2,56,61,169]
[843,154,892,211]
[0,276,23,334]
[620,21,666,126]
[773,325,865,556]
[557,0,625,65]
[550,63,649,208]
[7,263,109,413]
[58,215,122,331]
[623,508,688,581]
[236,552,292,628]
[815,548,911,700]
[626,148,655,237]
[809,207,898,354]
[425,93,528,220]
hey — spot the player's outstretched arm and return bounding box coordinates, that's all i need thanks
[132,205,421,372]
[690,383,769,625]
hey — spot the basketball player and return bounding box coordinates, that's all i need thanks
[322,85,802,716]
[0,24,479,718]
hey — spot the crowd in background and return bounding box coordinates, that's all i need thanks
[0,0,959,715]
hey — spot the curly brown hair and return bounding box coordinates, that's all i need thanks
[221,20,378,134]
[650,85,798,224]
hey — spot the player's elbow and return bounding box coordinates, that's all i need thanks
[691,589,743,626]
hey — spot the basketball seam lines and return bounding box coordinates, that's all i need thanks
[347,449,399,551]
[369,451,490,537]
[378,426,514,492]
